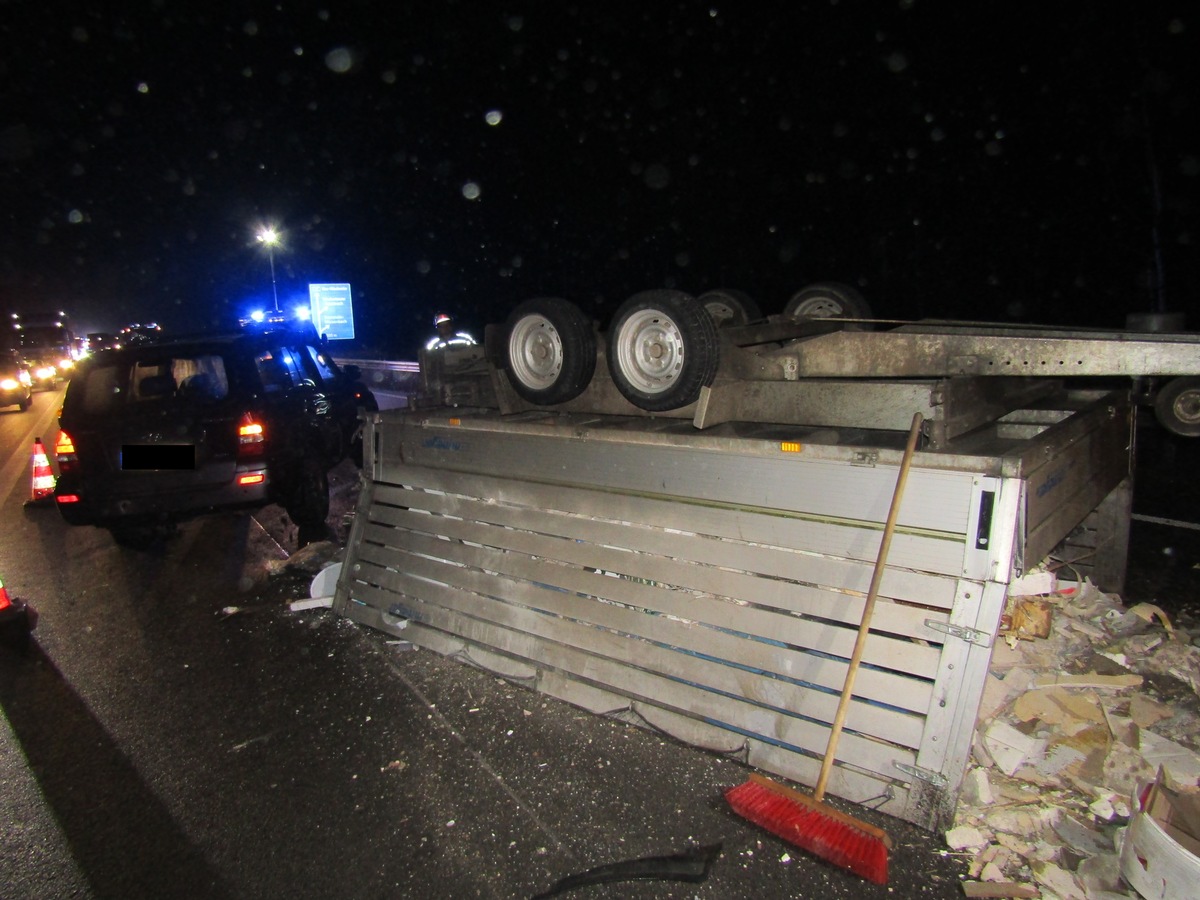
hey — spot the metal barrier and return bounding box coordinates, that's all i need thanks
[335,358,420,409]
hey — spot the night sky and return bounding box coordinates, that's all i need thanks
[1,2,1195,359]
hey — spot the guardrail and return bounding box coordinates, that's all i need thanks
[335,358,421,409]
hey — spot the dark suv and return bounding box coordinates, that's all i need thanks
[54,329,376,546]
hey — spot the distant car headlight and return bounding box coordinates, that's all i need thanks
[35,366,56,380]
[58,358,75,370]
[0,377,21,390]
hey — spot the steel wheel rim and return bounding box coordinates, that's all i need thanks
[614,308,685,394]
[1173,389,1200,425]
[508,314,564,390]
[703,298,737,325]
[792,295,847,318]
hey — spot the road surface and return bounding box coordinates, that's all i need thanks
[2,386,1198,898]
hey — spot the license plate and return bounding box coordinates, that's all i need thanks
[122,444,195,470]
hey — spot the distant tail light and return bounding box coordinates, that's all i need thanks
[237,413,266,458]
[55,430,79,475]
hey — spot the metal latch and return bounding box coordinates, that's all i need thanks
[894,762,948,789]
[851,450,878,468]
[924,619,994,648]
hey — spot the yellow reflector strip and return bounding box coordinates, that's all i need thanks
[448,418,461,426]
[780,441,803,453]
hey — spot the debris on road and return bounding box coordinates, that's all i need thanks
[268,540,345,576]
[217,604,272,619]
[951,575,1200,898]
[288,596,333,611]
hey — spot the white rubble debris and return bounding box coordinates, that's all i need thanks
[952,576,1200,898]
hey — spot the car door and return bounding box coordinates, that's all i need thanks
[291,341,345,462]
[255,341,339,463]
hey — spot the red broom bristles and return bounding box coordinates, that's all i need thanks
[725,778,889,885]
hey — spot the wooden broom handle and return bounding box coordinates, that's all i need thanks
[814,412,924,802]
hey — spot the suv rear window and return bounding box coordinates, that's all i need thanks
[74,354,230,415]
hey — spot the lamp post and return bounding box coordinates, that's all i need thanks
[257,228,280,312]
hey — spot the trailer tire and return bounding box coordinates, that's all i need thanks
[784,282,873,327]
[698,288,762,327]
[1154,377,1200,437]
[607,290,719,411]
[503,297,597,405]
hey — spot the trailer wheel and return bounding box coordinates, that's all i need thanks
[503,297,597,405]
[1154,377,1200,437]
[784,282,873,326]
[698,288,762,327]
[607,290,719,411]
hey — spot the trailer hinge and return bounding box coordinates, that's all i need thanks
[894,761,949,790]
[924,619,994,648]
[850,450,878,468]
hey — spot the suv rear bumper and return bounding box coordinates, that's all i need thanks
[56,468,272,526]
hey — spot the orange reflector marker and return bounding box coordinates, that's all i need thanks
[238,473,265,486]
[780,441,803,454]
[448,417,461,426]
[56,494,81,504]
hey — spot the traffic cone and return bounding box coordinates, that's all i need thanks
[26,437,56,507]
[0,575,37,643]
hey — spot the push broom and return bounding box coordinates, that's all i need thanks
[725,412,925,885]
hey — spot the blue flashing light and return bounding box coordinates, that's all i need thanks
[250,310,266,323]
[294,306,311,321]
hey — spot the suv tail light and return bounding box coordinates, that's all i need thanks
[55,430,78,475]
[237,413,266,458]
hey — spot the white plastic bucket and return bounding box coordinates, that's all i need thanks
[1120,783,1200,900]
[310,562,342,600]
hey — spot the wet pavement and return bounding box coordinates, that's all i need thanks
[3,414,1199,898]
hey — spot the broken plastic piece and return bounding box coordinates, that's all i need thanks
[288,596,333,612]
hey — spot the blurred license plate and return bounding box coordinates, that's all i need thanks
[122,445,195,470]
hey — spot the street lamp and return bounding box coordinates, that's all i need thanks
[256,227,280,312]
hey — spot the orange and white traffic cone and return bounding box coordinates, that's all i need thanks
[26,437,56,507]
[0,574,37,644]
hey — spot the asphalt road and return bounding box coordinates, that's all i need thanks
[1,388,1196,899]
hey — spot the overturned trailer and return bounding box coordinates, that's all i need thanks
[334,288,1196,831]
